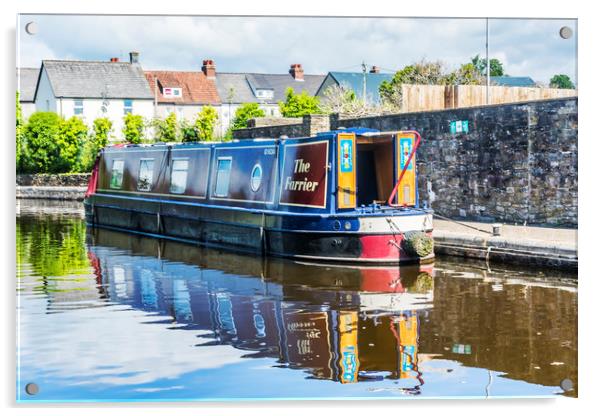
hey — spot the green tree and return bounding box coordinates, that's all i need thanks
[445,63,484,85]
[57,116,88,172]
[76,117,112,172]
[549,74,575,89]
[379,60,448,107]
[122,113,145,144]
[194,106,219,141]
[471,55,505,77]
[179,119,198,142]
[16,92,25,171]
[22,112,62,173]
[151,112,178,142]
[278,87,321,118]
[92,117,112,148]
[232,103,265,130]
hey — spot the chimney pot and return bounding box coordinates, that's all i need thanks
[202,59,216,79]
[110,57,119,62]
[370,65,380,74]
[129,51,140,64]
[289,63,304,81]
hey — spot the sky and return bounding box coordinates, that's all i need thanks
[17,15,577,85]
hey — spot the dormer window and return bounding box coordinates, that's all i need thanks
[163,87,182,98]
[255,89,274,99]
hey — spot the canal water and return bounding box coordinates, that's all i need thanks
[16,200,578,401]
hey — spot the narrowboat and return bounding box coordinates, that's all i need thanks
[84,127,434,264]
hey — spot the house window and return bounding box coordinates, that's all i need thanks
[109,160,125,189]
[124,99,133,115]
[163,87,182,98]
[214,157,232,197]
[137,159,155,191]
[74,99,84,115]
[170,158,189,194]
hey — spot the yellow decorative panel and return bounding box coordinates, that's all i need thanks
[338,311,359,383]
[337,133,356,209]
[398,312,419,379]
[396,133,416,206]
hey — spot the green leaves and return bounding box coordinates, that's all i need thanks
[194,106,219,141]
[278,87,321,118]
[232,103,265,130]
[19,112,88,173]
[471,55,505,77]
[549,74,575,89]
[122,113,145,144]
[16,92,24,171]
[57,116,88,172]
[76,117,113,172]
[179,119,198,142]
[92,117,112,149]
[21,112,62,173]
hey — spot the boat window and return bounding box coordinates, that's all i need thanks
[170,158,189,194]
[214,157,232,197]
[137,159,155,191]
[250,163,262,192]
[109,159,125,189]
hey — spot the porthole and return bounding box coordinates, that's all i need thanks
[250,164,262,192]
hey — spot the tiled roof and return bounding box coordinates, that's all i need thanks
[144,71,221,105]
[40,60,153,99]
[17,67,40,102]
[215,72,326,104]
[490,76,536,87]
[319,72,394,104]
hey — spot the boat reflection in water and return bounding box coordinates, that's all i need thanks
[86,227,433,389]
[17,203,577,401]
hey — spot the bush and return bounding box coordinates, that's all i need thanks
[92,117,112,148]
[195,106,219,141]
[57,116,88,172]
[232,103,265,130]
[278,87,321,118]
[153,112,178,142]
[179,119,198,142]
[21,112,62,173]
[76,117,113,172]
[16,92,25,171]
[122,113,145,144]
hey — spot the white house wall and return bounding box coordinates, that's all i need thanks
[59,98,154,142]
[154,103,279,138]
[34,68,57,113]
[20,103,37,120]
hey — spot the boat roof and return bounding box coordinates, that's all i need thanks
[103,127,405,152]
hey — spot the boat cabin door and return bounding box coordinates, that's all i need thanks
[336,133,356,209]
[394,132,417,207]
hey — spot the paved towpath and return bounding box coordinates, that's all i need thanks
[432,219,577,270]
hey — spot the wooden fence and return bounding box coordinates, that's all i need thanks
[397,84,577,113]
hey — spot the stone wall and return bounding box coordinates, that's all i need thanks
[233,97,578,227]
[334,98,578,227]
[233,114,330,139]
[17,173,91,187]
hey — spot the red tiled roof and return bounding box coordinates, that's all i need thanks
[144,70,221,105]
